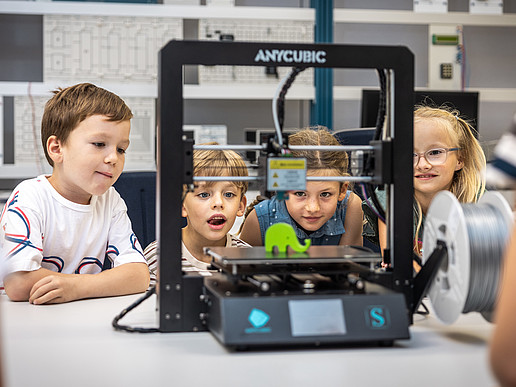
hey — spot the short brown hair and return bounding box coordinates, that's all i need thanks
[41,83,133,166]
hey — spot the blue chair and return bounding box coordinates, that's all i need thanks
[113,171,157,250]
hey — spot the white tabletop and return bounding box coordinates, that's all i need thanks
[0,293,497,387]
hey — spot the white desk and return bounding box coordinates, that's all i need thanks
[0,293,497,387]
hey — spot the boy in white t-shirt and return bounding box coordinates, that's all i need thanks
[0,83,150,304]
[143,143,250,286]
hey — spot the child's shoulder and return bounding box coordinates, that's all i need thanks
[103,185,123,203]
[338,190,356,206]
[0,177,54,224]
[7,175,51,203]
[347,190,362,203]
[17,175,48,189]
[8,176,122,211]
[345,191,364,214]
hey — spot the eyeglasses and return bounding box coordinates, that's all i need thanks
[413,148,460,166]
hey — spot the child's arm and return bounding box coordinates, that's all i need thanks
[238,209,264,246]
[4,269,54,302]
[4,263,149,304]
[338,192,364,246]
[490,225,516,387]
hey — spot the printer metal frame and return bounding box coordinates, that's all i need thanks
[157,40,414,332]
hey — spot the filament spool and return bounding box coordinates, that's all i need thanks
[422,191,513,324]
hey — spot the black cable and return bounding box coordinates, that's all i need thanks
[416,300,430,316]
[112,287,160,333]
[364,183,386,223]
[363,68,388,222]
[413,253,423,269]
[276,67,305,132]
[373,68,387,142]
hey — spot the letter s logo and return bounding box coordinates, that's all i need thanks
[366,305,390,329]
[370,307,385,327]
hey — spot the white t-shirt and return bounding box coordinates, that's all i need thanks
[0,175,146,288]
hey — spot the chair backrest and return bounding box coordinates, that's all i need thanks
[333,128,381,254]
[333,128,375,146]
[113,171,156,250]
[333,128,375,182]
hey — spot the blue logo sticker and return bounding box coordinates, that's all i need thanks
[248,308,270,328]
[245,308,271,334]
[365,306,390,329]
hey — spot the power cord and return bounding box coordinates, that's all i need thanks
[112,286,160,333]
[416,300,430,316]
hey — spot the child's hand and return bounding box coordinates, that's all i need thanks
[29,274,78,305]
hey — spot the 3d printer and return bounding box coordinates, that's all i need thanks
[155,40,429,348]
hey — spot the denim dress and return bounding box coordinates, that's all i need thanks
[254,191,351,246]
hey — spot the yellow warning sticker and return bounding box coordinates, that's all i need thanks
[269,159,305,169]
[267,157,307,191]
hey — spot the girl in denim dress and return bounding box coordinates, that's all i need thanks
[239,127,363,247]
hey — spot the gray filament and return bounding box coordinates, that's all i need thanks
[462,203,509,314]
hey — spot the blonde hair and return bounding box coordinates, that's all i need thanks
[413,105,486,251]
[189,142,248,196]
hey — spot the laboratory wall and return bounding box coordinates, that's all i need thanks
[1,0,515,190]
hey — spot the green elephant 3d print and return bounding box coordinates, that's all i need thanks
[264,223,311,254]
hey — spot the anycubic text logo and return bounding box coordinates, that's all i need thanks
[365,305,390,329]
[245,308,272,334]
[254,49,327,64]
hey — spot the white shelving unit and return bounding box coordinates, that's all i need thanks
[4,2,514,25]
[0,1,313,20]
[334,8,516,103]
[0,1,314,99]
[334,8,516,27]
[1,1,515,102]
